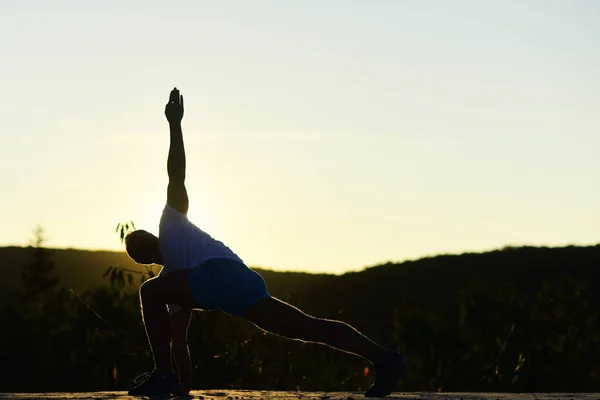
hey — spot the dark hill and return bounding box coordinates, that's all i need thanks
[2,244,600,392]
[2,244,599,320]
[0,246,332,305]
[284,245,600,345]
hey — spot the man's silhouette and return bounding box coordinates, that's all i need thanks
[125,88,405,398]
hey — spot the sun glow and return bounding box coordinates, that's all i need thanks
[134,198,212,235]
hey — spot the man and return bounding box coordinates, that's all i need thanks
[125,88,405,397]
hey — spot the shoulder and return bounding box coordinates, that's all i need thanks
[162,204,188,219]
[160,204,188,228]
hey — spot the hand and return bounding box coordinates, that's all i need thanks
[165,87,184,124]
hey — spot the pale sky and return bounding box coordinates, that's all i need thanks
[1,0,599,274]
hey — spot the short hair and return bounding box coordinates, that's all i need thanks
[124,230,155,253]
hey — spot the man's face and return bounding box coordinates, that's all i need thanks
[125,230,161,265]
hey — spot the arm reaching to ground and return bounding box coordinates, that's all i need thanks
[165,87,189,214]
[170,307,193,395]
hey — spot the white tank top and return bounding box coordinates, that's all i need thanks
[157,204,243,314]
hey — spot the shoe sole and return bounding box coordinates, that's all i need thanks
[364,355,406,398]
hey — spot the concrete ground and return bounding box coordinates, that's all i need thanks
[0,392,597,400]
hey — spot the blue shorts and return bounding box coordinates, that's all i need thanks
[187,258,271,317]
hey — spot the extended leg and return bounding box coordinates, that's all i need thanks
[243,297,388,364]
[243,297,405,397]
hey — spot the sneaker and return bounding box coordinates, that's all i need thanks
[364,351,405,398]
[128,370,182,396]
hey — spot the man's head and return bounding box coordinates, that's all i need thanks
[125,230,162,265]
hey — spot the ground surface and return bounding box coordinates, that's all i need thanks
[0,392,597,400]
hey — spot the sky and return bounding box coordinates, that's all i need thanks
[1,0,599,274]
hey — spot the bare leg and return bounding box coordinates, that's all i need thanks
[139,269,199,373]
[243,297,388,364]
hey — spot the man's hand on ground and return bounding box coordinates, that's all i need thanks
[165,87,184,124]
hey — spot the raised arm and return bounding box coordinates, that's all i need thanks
[165,87,189,214]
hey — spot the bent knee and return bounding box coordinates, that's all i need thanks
[139,277,159,298]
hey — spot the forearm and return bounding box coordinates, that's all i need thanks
[173,341,192,393]
[168,122,186,182]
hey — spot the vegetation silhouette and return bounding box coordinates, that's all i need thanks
[1,227,599,392]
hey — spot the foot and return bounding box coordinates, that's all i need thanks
[364,351,405,398]
[128,370,182,397]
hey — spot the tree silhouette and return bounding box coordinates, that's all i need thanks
[20,225,59,300]
[2,238,600,392]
